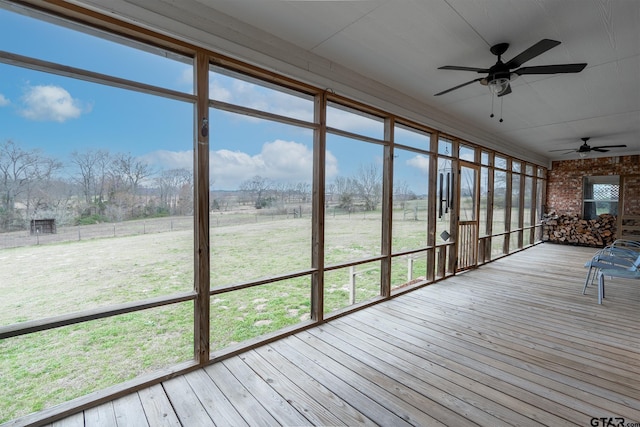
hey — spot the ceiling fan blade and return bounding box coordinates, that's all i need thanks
[497,84,512,97]
[515,63,587,75]
[549,148,576,152]
[438,65,490,73]
[504,39,561,69]
[591,148,609,152]
[591,144,628,149]
[434,78,483,96]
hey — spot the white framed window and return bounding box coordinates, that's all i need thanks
[583,175,619,219]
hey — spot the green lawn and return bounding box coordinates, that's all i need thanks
[0,208,528,422]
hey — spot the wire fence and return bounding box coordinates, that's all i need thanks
[1,206,430,250]
[0,216,194,250]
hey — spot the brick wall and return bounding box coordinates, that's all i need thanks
[546,155,640,216]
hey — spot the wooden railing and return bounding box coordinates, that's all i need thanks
[457,221,478,271]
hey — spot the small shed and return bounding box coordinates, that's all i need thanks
[30,219,56,235]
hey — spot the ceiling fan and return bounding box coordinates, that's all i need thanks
[549,137,627,156]
[435,39,587,97]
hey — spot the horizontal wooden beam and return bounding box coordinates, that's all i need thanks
[0,291,196,339]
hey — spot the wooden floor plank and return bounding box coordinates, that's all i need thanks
[27,244,640,427]
[420,282,640,364]
[307,323,538,426]
[84,402,117,427]
[252,345,374,426]
[48,412,84,427]
[395,296,640,410]
[183,369,249,427]
[240,350,347,427]
[319,320,567,426]
[382,296,640,417]
[137,384,181,427]
[221,356,312,426]
[395,291,640,379]
[162,376,214,426]
[204,359,280,426]
[366,304,636,424]
[112,393,149,427]
[271,337,415,426]
[408,290,640,370]
[294,330,462,426]
[352,308,589,425]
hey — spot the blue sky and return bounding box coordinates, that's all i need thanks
[0,7,430,192]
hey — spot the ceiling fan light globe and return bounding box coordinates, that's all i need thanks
[488,77,509,94]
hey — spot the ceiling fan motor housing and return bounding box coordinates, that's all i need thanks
[490,43,510,57]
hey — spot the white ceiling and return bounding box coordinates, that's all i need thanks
[75,0,640,166]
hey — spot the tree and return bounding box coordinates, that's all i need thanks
[0,140,63,231]
[70,149,110,206]
[354,163,382,211]
[33,177,75,226]
[25,156,65,218]
[109,153,153,218]
[239,175,272,209]
[111,152,152,193]
[293,182,311,203]
[156,168,193,215]
[333,176,357,211]
[393,180,412,209]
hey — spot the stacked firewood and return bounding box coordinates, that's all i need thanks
[542,213,616,247]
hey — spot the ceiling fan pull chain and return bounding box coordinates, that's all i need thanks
[499,96,504,122]
[490,94,495,118]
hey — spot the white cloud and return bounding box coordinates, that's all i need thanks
[325,151,339,179]
[139,149,193,171]
[261,140,313,180]
[210,76,313,121]
[211,149,263,189]
[20,85,86,122]
[178,67,193,87]
[210,79,232,103]
[0,94,9,107]
[406,154,429,174]
[326,104,384,136]
[210,73,380,134]
[143,140,338,190]
[212,139,318,189]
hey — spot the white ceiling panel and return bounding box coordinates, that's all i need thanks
[76,0,640,165]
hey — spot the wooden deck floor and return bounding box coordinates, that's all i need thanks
[46,244,640,426]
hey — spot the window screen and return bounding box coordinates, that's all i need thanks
[583,176,619,220]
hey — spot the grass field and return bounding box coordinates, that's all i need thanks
[0,207,524,422]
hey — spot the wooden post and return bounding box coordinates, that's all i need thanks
[518,170,525,249]
[504,160,512,255]
[193,51,210,365]
[437,246,446,278]
[448,138,459,274]
[485,156,495,262]
[380,117,393,298]
[349,265,356,305]
[426,133,438,282]
[530,174,538,245]
[311,92,326,322]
